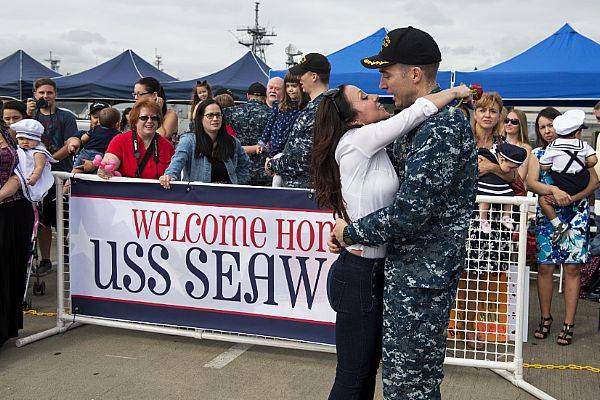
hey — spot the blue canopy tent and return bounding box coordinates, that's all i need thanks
[454,23,600,106]
[53,50,176,101]
[269,28,452,97]
[0,50,61,100]
[162,51,270,101]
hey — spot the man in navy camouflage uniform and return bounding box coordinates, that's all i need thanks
[265,53,330,188]
[225,82,271,186]
[333,27,478,399]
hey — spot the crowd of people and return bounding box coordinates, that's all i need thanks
[1,24,600,399]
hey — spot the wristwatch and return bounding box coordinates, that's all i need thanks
[342,225,355,246]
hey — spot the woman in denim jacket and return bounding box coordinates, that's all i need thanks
[159,100,250,187]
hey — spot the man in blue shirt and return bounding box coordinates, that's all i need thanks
[27,78,78,274]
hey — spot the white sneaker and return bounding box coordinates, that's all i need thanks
[501,216,515,230]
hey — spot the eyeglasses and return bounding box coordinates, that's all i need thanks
[204,112,223,119]
[138,115,160,122]
[504,118,520,126]
[133,91,151,98]
[323,87,342,116]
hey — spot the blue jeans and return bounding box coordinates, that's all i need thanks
[327,250,384,400]
[73,148,103,169]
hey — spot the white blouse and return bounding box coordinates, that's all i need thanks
[335,97,438,258]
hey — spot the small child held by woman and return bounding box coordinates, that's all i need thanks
[0,119,56,202]
[478,142,528,233]
[538,109,597,243]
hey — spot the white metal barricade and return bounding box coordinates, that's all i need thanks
[17,174,554,400]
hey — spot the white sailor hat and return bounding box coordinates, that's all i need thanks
[11,119,44,141]
[554,109,588,136]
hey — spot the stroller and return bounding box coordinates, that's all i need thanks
[22,204,46,310]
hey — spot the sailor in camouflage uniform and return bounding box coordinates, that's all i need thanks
[225,82,271,186]
[266,53,330,188]
[333,27,478,399]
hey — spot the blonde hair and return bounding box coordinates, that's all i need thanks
[504,108,530,146]
[472,92,503,137]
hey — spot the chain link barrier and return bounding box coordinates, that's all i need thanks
[523,363,600,373]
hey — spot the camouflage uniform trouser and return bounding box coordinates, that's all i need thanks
[382,279,458,400]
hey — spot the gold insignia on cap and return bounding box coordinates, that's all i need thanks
[382,35,390,49]
[300,55,307,64]
[363,59,390,66]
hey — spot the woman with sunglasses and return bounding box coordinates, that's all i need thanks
[133,77,179,140]
[158,99,250,187]
[502,109,532,184]
[311,84,470,399]
[98,99,174,179]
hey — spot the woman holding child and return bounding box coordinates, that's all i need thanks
[527,107,598,345]
[458,93,520,350]
[0,116,34,347]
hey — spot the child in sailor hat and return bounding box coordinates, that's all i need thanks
[0,119,57,202]
[478,142,528,234]
[539,109,597,244]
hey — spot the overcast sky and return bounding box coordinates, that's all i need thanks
[3,0,599,80]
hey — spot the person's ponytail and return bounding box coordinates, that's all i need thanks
[310,86,357,222]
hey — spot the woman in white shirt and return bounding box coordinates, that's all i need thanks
[311,84,470,400]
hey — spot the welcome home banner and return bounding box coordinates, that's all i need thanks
[69,178,337,344]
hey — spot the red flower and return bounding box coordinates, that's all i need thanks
[471,83,483,101]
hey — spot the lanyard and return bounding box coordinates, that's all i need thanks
[132,131,159,178]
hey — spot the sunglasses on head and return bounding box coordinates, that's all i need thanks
[504,118,520,126]
[323,86,342,116]
[139,115,160,122]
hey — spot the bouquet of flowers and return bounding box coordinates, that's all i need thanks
[450,83,483,114]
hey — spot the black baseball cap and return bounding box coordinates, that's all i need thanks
[247,82,267,96]
[361,27,442,69]
[289,53,331,75]
[89,101,110,116]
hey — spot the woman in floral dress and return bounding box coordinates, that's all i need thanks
[527,107,598,345]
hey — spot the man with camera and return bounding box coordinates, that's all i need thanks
[27,78,78,274]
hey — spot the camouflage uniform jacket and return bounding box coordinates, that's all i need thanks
[224,99,271,185]
[346,100,478,289]
[270,94,324,188]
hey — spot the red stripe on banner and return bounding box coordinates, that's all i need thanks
[71,295,335,326]
[70,193,331,214]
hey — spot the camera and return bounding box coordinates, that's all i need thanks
[35,98,49,109]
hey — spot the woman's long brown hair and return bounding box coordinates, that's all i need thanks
[310,85,357,222]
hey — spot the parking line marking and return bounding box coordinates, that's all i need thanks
[105,354,138,360]
[203,344,252,369]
